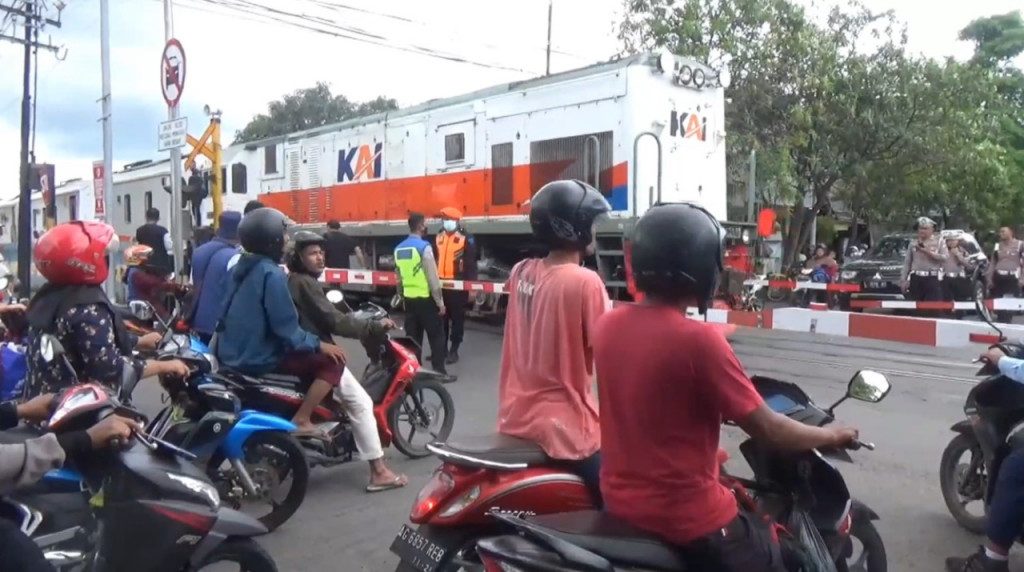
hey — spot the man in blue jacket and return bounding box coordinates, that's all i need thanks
[189,211,242,344]
[215,208,346,436]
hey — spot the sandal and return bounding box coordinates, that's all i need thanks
[366,474,409,493]
[292,426,330,441]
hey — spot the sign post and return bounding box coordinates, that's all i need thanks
[160,26,186,279]
[92,161,106,218]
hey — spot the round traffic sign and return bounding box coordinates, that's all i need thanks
[161,38,186,108]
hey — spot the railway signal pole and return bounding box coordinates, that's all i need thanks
[0,0,62,298]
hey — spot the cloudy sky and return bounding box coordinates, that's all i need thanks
[0,0,1020,200]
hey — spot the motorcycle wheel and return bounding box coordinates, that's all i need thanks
[191,538,278,571]
[207,431,310,532]
[939,433,988,534]
[394,524,488,572]
[388,378,456,459]
[839,518,887,572]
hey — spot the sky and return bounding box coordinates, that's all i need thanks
[0,0,1020,200]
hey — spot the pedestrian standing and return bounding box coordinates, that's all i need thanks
[434,207,477,365]
[986,226,1024,323]
[393,213,456,382]
[942,234,970,319]
[900,217,946,316]
[324,219,367,269]
[135,208,173,275]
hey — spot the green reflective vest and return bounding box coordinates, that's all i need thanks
[394,239,430,299]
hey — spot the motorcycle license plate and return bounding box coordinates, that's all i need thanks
[389,524,447,572]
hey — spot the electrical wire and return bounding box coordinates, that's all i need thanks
[181,0,546,74]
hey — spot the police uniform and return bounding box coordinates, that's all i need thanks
[942,241,969,318]
[901,221,947,308]
[989,239,1024,322]
[393,234,451,375]
[436,223,476,364]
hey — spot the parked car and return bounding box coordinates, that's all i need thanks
[835,230,987,311]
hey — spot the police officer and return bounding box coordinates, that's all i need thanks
[900,217,947,312]
[942,233,970,319]
[394,213,456,382]
[435,207,477,364]
[987,226,1024,323]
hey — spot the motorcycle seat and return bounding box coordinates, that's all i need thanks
[523,510,686,571]
[433,434,550,467]
[260,373,303,385]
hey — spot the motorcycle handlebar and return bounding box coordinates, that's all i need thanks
[848,438,875,451]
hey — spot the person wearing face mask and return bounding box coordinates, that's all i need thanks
[434,207,477,365]
[394,213,456,381]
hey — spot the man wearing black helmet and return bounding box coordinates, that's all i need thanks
[594,203,859,571]
[496,180,612,506]
[214,208,347,437]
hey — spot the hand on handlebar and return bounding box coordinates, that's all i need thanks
[826,425,860,449]
[157,359,191,378]
[981,347,1006,365]
[379,318,397,331]
[86,415,142,449]
[136,332,162,351]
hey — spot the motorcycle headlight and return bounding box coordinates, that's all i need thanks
[840,271,857,281]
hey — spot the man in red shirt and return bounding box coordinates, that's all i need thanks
[594,202,859,570]
[497,179,611,506]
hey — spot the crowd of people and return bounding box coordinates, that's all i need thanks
[1,182,1022,571]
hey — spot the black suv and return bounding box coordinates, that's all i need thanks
[836,230,987,310]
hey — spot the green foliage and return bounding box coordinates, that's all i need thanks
[234,82,398,144]
[619,1,1024,262]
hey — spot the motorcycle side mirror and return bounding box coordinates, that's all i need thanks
[325,289,344,304]
[846,370,891,403]
[129,300,156,322]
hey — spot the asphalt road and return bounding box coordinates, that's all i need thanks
[130,323,1002,571]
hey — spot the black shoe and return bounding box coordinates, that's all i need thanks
[946,547,1009,572]
[446,348,460,365]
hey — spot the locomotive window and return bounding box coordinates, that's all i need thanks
[445,133,465,164]
[68,194,78,220]
[264,144,278,174]
[231,163,248,194]
[123,195,132,224]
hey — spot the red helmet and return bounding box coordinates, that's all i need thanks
[34,221,120,285]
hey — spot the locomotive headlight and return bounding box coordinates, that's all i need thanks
[693,68,706,88]
[677,65,693,85]
[657,50,675,74]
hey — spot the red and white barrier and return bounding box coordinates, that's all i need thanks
[742,278,859,292]
[851,299,1024,311]
[316,268,1019,347]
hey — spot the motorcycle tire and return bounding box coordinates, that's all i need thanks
[388,378,456,459]
[841,518,887,572]
[191,537,278,571]
[207,431,310,532]
[939,433,988,534]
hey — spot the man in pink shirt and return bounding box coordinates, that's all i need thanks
[497,179,611,506]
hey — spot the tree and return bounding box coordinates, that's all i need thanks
[234,82,398,144]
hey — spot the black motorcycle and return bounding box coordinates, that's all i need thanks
[1,334,277,571]
[474,370,891,572]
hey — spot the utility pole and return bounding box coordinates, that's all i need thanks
[545,0,553,76]
[100,0,115,296]
[164,0,185,279]
[0,1,61,299]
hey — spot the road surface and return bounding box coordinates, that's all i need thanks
[129,322,999,571]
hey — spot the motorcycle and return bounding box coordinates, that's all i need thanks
[468,372,892,572]
[213,293,455,466]
[939,265,1020,534]
[1,335,278,571]
[122,299,310,532]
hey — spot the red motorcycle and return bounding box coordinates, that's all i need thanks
[389,434,597,571]
[217,299,456,465]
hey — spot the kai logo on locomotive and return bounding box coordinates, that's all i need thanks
[669,110,707,142]
[338,142,384,183]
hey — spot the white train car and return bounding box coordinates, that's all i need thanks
[207,52,733,300]
[0,178,96,278]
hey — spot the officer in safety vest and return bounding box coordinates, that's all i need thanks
[435,207,477,365]
[393,213,456,382]
[987,226,1024,323]
[900,216,947,312]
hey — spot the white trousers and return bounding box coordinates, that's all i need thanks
[337,368,384,461]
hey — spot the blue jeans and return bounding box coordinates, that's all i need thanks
[987,448,1024,549]
[561,451,603,509]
